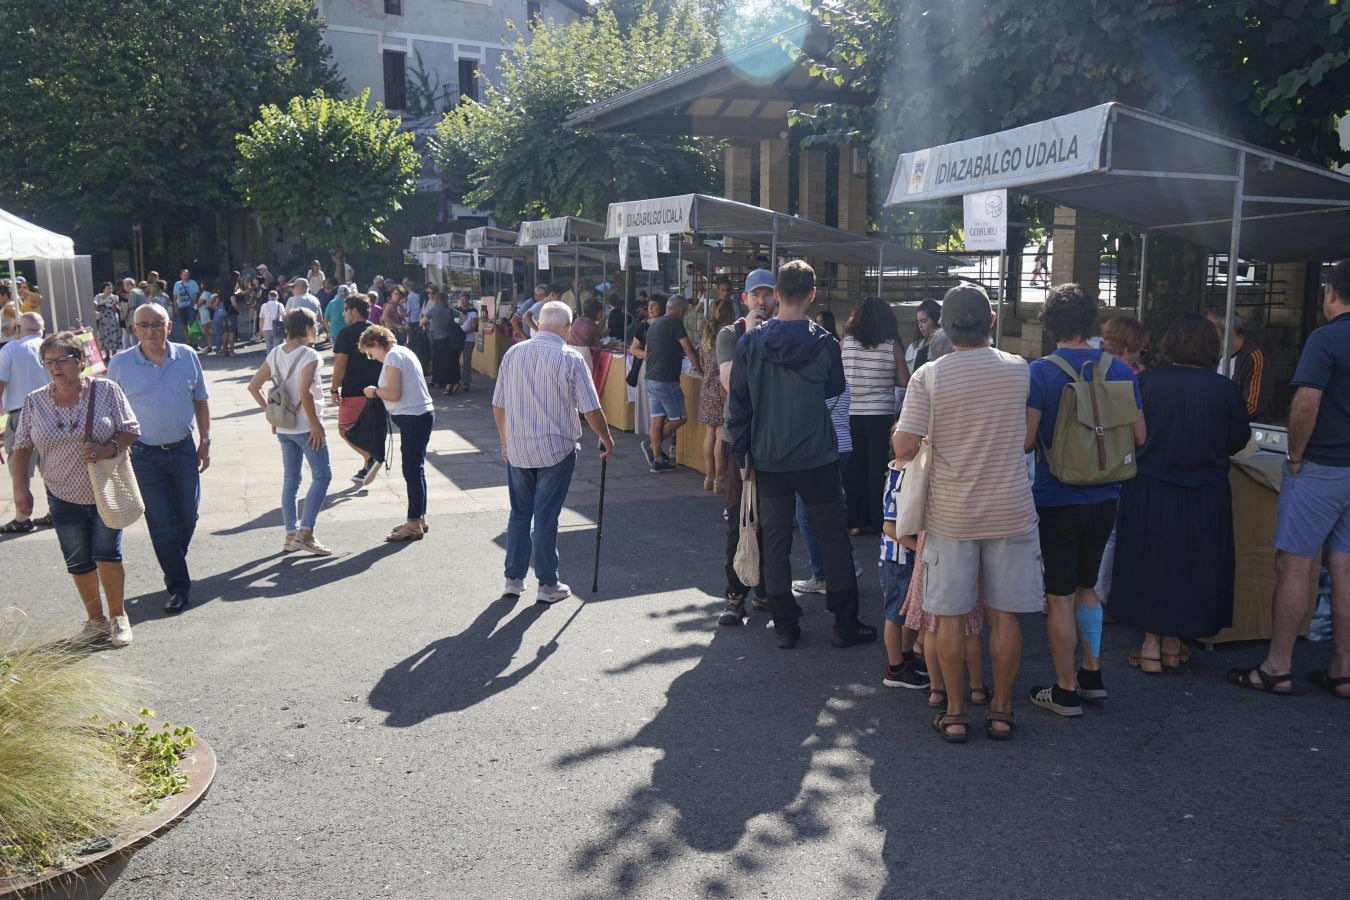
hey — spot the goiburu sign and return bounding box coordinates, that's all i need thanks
[886,105,1112,205]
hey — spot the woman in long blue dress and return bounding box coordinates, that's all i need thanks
[1107,314,1250,669]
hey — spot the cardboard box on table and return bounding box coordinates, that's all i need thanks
[1203,453,1317,644]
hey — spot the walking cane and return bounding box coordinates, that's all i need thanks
[591,444,607,593]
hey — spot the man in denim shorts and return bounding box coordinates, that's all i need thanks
[1231,259,1350,698]
[893,284,1043,741]
[641,294,700,473]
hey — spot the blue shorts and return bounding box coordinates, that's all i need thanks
[1275,460,1350,557]
[879,559,912,624]
[645,379,685,421]
[48,492,123,574]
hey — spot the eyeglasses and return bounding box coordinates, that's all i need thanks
[134,322,167,330]
[41,355,80,367]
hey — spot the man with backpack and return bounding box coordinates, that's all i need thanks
[1024,284,1146,717]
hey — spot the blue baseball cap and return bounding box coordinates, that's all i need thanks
[744,269,775,293]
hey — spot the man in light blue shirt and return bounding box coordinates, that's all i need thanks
[0,312,50,531]
[172,268,200,347]
[107,303,212,614]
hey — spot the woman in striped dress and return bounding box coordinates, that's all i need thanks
[841,297,908,534]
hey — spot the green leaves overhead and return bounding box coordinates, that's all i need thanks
[433,4,717,227]
[234,89,420,262]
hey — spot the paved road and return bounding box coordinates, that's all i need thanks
[3,343,1346,899]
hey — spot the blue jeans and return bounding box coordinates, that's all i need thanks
[795,451,849,581]
[277,432,332,532]
[211,314,225,349]
[177,306,195,341]
[130,440,200,596]
[48,492,122,574]
[391,412,434,520]
[505,451,576,587]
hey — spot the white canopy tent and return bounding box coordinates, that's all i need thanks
[884,102,1350,360]
[0,207,90,333]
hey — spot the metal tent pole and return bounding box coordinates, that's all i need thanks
[1222,156,1246,369]
[995,249,1006,349]
[1136,229,1150,326]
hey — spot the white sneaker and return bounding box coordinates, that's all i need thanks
[109,615,134,648]
[792,576,828,594]
[536,582,571,604]
[503,577,525,598]
[73,617,110,646]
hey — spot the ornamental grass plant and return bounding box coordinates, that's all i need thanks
[0,617,191,878]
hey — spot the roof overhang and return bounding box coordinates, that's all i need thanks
[565,24,874,140]
[885,102,1350,263]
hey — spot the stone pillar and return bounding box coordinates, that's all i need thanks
[1051,205,1104,299]
[838,146,870,295]
[759,138,789,214]
[799,148,827,224]
[724,144,754,205]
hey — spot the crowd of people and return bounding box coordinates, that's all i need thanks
[3,256,1348,732]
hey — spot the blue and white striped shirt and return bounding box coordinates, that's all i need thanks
[880,461,915,564]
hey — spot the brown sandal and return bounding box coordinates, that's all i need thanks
[968,685,991,705]
[385,523,425,543]
[927,689,946,710]
[1161,645,1191,668]
[1128,649,1163,674]
[985,710,1015,741]
[932,712,968,744]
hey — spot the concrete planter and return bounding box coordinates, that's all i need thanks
[0,736,216,900]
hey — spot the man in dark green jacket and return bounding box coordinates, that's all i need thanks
[727,260,874,650]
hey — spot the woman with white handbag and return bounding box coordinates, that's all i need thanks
[9,332,141,647]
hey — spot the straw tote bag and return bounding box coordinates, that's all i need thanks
[84,380,145,529]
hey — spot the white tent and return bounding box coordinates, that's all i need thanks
[0,207,89,333]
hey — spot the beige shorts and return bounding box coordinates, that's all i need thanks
[920,528,1044,616]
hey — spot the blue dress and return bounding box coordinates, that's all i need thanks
[1107,366,1250,636]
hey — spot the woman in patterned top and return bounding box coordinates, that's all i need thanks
[10,332,141,647]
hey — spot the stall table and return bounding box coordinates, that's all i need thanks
[597,351,632,432]
[675,373,709,475]
[473,325,512,381]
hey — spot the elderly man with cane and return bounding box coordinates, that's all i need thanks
[493,300,614,604]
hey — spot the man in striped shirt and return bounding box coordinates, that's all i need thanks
[893,283,1043,743]
[492,301,615,604]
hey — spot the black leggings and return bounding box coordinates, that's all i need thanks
[391,412,434,520]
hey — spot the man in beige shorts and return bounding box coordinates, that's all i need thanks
[893,283,1043,743]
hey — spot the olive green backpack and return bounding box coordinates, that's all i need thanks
[1040,352,1139,486]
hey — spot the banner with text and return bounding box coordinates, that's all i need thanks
[607,195,695,238]
[886,105,1110,206]
[962,190,1008,251]
[519,217,568,247]
[536,244,550,270]
[639,235,659,271]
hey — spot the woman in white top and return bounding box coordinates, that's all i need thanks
[247,307,333,555]
[841,296,908,535]
[258,290,286,352]
[358,324,435,542]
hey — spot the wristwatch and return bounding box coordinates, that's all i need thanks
[1286,452,1301,465]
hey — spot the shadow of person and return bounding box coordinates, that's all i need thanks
[368,595,563,727]
[557,610,848,897]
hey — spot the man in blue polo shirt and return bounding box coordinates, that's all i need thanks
[107,303,212,614]
[1232,258,1350,698]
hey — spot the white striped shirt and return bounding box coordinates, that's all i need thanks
[492,330,601,469]
[842,337,898,416]
[897,347,1037,540]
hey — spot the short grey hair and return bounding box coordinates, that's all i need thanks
[665,295,687,314]
[536,300,573,331]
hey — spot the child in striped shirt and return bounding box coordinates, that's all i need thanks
[880,460,928,688]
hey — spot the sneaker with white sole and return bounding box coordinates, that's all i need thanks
[72,617,110,646]
[1075,667,1108,700]
[717,595,746,626]
[503,577,525,598]
[363,462,382,486]
[640,439,655,466]
[293,533,332,556]
[792,576,827,594]
[883,662,931,689]
[537,582,571,604]
[1029,684,1083,717]
[109,615,134,648]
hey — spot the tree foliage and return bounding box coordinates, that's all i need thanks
[0,0,342,227]
[234,89,420,272]
[433,6,718,228]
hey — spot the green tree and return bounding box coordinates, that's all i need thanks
[0,0,341,229]
[434,6,717,227]
[235,89,421,278]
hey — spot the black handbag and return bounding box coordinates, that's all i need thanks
[347,397,390,465]
[625,356,642,388]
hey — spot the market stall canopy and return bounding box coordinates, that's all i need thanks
[605,193,953,269]
[884,102,1350,263]
[0,207,75,260]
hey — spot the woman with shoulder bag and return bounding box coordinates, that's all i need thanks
[358,325,434,542]
[247,307,333,556]
[9,333,141,647]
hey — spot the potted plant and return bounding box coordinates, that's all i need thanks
[0,623,214,900]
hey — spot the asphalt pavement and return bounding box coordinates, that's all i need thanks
[2,340,1346,899]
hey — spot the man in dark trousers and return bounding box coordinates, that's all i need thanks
[727,260,874,650]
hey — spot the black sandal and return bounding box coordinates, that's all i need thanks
[32,514,53,527]
[932,711,969,744]
[1309,670,1350,699]
[985,710,1015,741]
[1226,665,1292,695]
[1,518,34,534]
